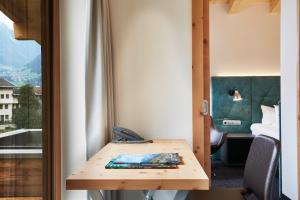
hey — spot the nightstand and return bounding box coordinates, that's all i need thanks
[221,133,255,166]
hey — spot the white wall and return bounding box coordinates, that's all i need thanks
[110,0,192,199]
[210,4,280,76]
[110,0,192,145]
[60,0,87,199]
[280,0,299,199]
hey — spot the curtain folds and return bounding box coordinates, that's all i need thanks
[101,0,116,143]
[85,0,117,199]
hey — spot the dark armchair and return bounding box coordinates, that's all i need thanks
[188,135,280,200]
[210,116,227,155]
[210,116,227,177]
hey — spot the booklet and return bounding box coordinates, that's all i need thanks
[105,160,178,169]
[113,153,181,164]
[105,153,181,169]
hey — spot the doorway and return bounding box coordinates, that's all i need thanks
[207,0,281,196]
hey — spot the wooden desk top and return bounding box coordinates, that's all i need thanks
[66,140,209,190]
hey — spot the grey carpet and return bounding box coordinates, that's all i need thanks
[211,161,281,199]
[211,161,244,188]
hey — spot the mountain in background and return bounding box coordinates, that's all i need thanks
[0,22,40,67]
[0,22,41,86]
[24,54,41,74]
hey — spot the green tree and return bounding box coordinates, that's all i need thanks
[13,84,42,129]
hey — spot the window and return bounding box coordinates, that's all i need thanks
[0,105,3,109]
[0,1,59,198]
[0,4,46,198]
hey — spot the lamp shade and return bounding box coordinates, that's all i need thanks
[233,89,243,101]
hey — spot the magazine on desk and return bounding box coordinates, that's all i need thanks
[105,153,182,169]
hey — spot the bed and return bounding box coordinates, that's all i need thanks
[250,123,279,140]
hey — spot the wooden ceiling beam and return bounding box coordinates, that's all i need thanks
[210,0,228,3]
[0,0,25,23]
[210,0,229,3]
[0,0,41,43]
[228,0,244,14]
[270,0,280,13]
[13,0,41,43]
[210,0,280,14]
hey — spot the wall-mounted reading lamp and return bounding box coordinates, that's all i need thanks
[228,89,243,101]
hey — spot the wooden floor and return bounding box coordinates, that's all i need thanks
[187,188,244,200]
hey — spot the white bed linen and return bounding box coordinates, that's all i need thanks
[250,123,279,140]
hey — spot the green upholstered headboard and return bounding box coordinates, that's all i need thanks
[211,76,280,133]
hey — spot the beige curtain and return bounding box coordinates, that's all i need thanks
[85,0,117,199]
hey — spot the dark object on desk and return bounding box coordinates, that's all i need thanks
[112,127,153,143]
[188,135,280,200]
[221,133,255,166]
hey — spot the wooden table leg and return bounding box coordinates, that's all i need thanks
[143,190,155,200]
[143,190,189,200]
[88,190,103,200]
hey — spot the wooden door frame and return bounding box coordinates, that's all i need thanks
[42,0,61,199]
[53,0,61,199]
[192,0,211,178]
[292,0,300,196]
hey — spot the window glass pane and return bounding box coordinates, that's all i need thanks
[0,0,43,198]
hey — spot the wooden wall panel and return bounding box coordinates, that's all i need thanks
[203,0,211,179]
[192,0,211,178]
[0,158,42,197]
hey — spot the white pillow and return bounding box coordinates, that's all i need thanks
[261,105,276,125]
[273,105,280,127]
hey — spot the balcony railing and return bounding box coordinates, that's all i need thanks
[0,121,12,125]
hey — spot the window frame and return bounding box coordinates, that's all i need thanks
[42,0,61,199]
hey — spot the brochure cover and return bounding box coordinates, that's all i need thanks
[113,153,181,165]
[105,160,178,169]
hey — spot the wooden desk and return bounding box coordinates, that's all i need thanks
[66,139,209,191]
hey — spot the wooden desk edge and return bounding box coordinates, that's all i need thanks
[66,139,210,191]
[66,178,209,190]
